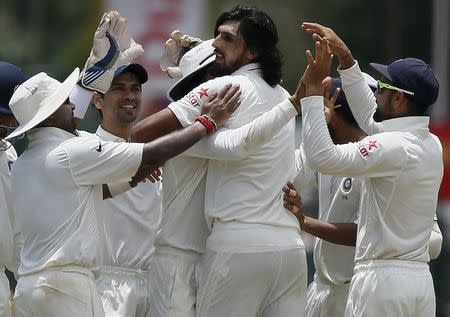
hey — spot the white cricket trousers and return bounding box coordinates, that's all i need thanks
[196,246,307,317]
[0,271,11,317]
[14,266,104,317]
[345,260,435,317]
[148,246,200,317]
[305,274,350,317]
[96,266,152,317]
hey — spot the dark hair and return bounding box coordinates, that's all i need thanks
[214,5,282,87]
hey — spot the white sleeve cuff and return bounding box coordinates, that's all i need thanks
[71,85,95,119]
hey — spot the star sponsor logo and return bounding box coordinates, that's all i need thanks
[358,139,380,158]
[197,87,209,98]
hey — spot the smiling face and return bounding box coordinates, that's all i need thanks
[212,20,254,75]
[96,71,142,126]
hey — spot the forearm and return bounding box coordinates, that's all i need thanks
[141,121,207,167]
[302,215,357,247]
[131,108,182,143]
[183,99,297,160]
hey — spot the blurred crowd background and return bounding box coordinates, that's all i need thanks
[1,0,449,315]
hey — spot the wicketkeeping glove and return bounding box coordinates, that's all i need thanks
[80,11,144,93]
[160,30,204,78]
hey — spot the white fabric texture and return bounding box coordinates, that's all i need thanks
[300,94,443,263]
[196,247,307,317]
[11,127,143,277]
[15,266,105,317]
[305,276,350,317]
[0,143,23,277]
[0,272,11,317]
[95,125,162,270]
[96,266,152,317]
[345,260,435,317]
[169,63,299,234]
[148,247,199,317]
[294,147,360,285]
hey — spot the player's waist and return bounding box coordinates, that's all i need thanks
[20,264,95,280]
[207,221,304,252]
[354,259,430,275]
[100,265,150,278]
[152,245,202,263]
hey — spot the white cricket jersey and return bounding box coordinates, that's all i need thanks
[94,125,162,269]
[169,63,301,248]
[11,127,143,276]
[155,155,209,253]
[0,141,23,275]
[162,95,299,253]
[300,75,443,263]
[294,147,360,285]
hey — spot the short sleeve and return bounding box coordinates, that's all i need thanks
[53,136,144,186]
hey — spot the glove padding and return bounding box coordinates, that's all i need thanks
[160,30,203,78]
[80,11,144,93]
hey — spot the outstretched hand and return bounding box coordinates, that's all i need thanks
[301,22,355,69]
[81,11,144,93]
[302,36,333,96]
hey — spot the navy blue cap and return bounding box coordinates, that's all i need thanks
[0,61,27,115]
[115,63,148,84]
[331,78,348,108]
[370,58,439,107]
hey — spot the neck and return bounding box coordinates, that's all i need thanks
[333,120,366,144]
[101,121,133,140]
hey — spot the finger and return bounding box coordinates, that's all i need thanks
[330,87,341,107]
[221,84,240,103]
[226,90,242,112]
[146,175,156,183]
[312,33,323,43]
[207,92,218,103]
[315,40,322,62]
[223,85,241,104]
[217,83,233,99]
[305,50,314,67]
[283,202,295,212]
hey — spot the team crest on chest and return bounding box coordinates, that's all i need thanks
[341,177,353,194]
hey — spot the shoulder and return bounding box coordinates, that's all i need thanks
[356,132,408,160]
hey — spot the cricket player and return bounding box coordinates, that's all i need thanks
[131,33,302,317]
[296,23,443,316]
[284,76,444,317]
[289,77,368,317]
[169,6,305,316]
[8,12,241,317]
[0,61,26,317]
[89,62,163,317]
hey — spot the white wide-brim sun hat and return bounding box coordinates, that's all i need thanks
[167,39,216,101]
[6,68,79,140]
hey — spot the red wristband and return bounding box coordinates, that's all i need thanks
[195,115,216,134]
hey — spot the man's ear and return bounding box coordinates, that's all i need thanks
[392,91,409,115]
[246,49,258,62]
[92,92,103,110]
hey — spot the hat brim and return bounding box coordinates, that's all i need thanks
[115,63,148,84]
[369,63,392,81]
[6,68,79,140]
[0,106,13,115]
[167,53,216,102]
